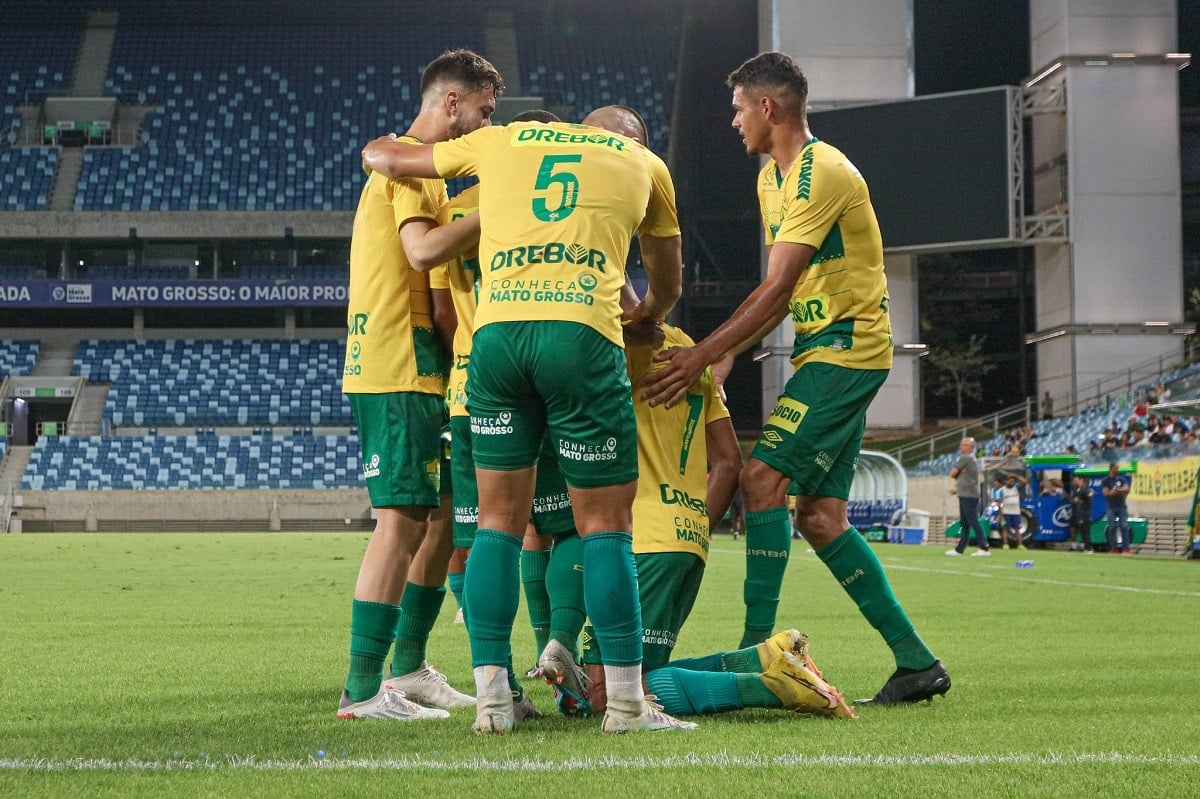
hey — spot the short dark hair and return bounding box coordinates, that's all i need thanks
[510,109,560,124]
[726,51,808,114]
[421,49,505,100]
[610,104,648,146]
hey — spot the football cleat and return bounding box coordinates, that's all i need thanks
[337,683,450,721]
[539,639,592,717]
[386,662,475,709]
[855,660,951,706]
[761,651,856,719]
[512,692,542,722]
[755,628,808,672]
[600,695,698,733]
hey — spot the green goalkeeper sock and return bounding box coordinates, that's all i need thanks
[390,582,446,676]
[815,528,936,671]
[740,506,792,647]
[345,599,400,701]
[520,549,552,655]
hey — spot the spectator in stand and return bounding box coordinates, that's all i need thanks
[1068,475,1094,553]
[1041,391,1054,420]
[1100,462,1133,555]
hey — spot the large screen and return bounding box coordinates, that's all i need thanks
[809,87,1017,251]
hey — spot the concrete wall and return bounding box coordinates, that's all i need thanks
[0,211,353,240]
[15,488,372,525]
[905,473,1192,522]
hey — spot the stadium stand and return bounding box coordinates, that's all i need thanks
[0,25,78,210]
[516,12,679,154]
[0,340,40,376]
[908,362,1200,475]
[71,338,351,427]
[78,23,484,211]
[21,432,361,490]
[5,2,682,213]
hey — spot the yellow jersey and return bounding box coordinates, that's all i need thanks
[759,137,892,371]
[627,325,730,561]
[344,135,449,395]
[431,122,680,347]
[428,184,481,418]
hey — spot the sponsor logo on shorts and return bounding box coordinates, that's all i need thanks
[643,627,677,648]
[559,437,618,463]
[471,411,515,436]
[361,453,381,479]
[424,458,441,492]
[532,492,571,514]
[766,397,809,434]
[454,505,479,524]
[815,450,833,471]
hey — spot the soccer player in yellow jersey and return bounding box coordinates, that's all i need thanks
[428,110,585,720]
[336,50,503,722]
[641,52,950,706]
[576,314,854,720]
[363,111,689,734]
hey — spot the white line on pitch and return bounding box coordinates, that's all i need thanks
[2,751,1198,772]
[881,563,1200,598]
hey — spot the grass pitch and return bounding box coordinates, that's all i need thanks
[1,532,1198,798]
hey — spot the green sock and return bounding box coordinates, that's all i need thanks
[520,549,552,655]
[546,532,586,651]
[581,532,641,666]
[645,667,744,715]
[736,673,784,709]
[390,582,446,676]
[464,529,522,667]
[345,599,400,701]
[740,506,792,647]
[447,571,465,609]
[815,527,937,671]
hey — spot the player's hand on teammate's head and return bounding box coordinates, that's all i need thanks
[622,316,665,349]
[641,345,707,409]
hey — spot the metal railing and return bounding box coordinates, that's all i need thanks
[886,398,1035,469]
[890,345,1200,471]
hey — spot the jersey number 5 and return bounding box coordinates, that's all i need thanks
[532,154,581,222]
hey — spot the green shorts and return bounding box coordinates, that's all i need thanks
[750,362,887,501]
[449,415,478,548]
[468,321,637,488]
[449,416,574,548]
[348,391,443,508]
[581,551,705,671]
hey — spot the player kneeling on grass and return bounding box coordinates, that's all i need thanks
[578,319,855,721]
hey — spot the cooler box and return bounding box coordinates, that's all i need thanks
[905,508,932,532]
[887,526,926,545]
